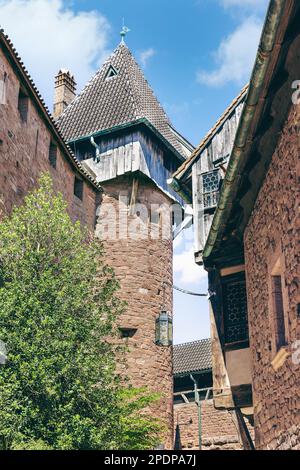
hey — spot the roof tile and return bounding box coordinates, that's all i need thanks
[173,338,212,376]
[57,43,188,157]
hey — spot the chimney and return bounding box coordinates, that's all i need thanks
[53,69,76,119]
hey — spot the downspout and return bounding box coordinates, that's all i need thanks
[167,177,192,204]
[202,0,287,261]
[190,374,202,450]
[90,136,101,163]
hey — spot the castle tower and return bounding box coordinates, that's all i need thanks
[56,40,193,448]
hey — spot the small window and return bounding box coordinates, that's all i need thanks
[171,205,183,228]
[0,72,7,105]
[74,176,83,200]
[150,208,160,225]
[271,274,287,351]
[105,65,118,80]
[119,328,137,339]
[202,170,220,209]
[49,142,57,168]
[18,88,29,122]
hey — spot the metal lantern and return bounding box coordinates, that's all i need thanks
[155,311,173,347]
[0,340,7,366]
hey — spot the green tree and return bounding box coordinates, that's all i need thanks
[0,175,163,450]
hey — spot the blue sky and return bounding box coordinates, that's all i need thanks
[0,0,269,344]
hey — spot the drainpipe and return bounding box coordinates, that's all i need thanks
[90,136,100,163]
[190,374,202,450]
[167,177,192,204]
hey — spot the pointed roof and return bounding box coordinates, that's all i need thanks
[57,43,191,158]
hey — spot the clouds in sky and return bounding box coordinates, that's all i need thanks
[197,16,262,87]
[221,0,268,10]
[0,0,111,108]
[198,0,268,87]
[173,240,207,287]
[139,48,156,68]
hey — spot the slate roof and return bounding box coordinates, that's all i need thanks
[173,85,248,181]
[173,339,212,376]
[57,43,190,158]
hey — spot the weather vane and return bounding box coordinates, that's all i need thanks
[120,18,130,44]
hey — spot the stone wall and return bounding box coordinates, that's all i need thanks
[0,46,98,229]
[244,105,300,450]
[99,176,174,449]
[174,401,248,450]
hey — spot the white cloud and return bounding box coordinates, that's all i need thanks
[139,48,155,68]
[221,0,268,10]
[0,0,111,109]
[173,242,207,286]
[197,16,263,87]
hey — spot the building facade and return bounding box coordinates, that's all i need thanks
[170,86,247,263]
[173,339,254,450]
[0,30,193,449]
[56,42,193,448]
[170,84,253,417]
[172,0,300,450]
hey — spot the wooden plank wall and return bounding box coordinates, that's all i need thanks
[76,130,183,203]
[193,101,245,256]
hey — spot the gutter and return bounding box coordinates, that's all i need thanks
[67,118,186,164]
[174,368,212,379]
[167,177,192,203]
[202,0,287,262]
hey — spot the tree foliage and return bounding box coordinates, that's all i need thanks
[0,175,163,450]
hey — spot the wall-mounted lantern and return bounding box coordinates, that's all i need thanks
[155,311,173,347]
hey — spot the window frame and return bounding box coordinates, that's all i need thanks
[105,65,119,80]
[0,71,7,105]
[201,169,221,210]
[74,176,84,201]
[18,86,29,123]
[268,252,289,356]
[222,271,250,349]
[49,141,58,169]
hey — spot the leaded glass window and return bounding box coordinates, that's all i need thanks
[223,273,249,344]
[202,170,220,209]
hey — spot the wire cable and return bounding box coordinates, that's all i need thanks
[173,285,208,297]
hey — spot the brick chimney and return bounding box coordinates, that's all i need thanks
[53,69,76,119]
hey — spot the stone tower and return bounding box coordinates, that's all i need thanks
[56,41,193,448]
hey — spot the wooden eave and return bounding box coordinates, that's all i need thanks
[68,118,186,166]
[204,1,300,269]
